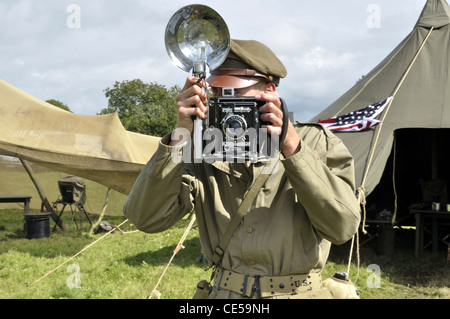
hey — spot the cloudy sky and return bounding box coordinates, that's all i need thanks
[0,0,429,122]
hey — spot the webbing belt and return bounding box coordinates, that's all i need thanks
[213,268,323,299]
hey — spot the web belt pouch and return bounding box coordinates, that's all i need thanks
[213,268,323,299]
[192,279,212,299]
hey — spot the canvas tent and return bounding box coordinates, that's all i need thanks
[0,78,160,195]
[311,0,450,224]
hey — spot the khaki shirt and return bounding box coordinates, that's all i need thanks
[124,123,361,295]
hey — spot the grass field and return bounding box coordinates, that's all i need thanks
[0,208,449,299]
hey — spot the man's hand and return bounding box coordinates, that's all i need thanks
[256,93,301,158]
[170,76,208,146]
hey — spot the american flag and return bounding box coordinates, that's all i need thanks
[317,97,392,132]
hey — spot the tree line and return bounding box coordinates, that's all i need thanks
[47,79,180,137]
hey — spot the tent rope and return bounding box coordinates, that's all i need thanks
[30,219,129,286]
[347,234,355,277]
[357,186,368,235]
[346,228,361,284]
[347,26,435,281]
[148,214,196,299]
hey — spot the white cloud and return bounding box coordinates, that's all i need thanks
[256,21,312,56]
[295,46,359,72]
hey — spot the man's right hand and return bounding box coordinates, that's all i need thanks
[170,76,208,146]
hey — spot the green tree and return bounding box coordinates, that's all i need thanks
[46,99,72,112]
[100,79,180,136]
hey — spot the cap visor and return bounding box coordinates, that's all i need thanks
[206,75,260,89]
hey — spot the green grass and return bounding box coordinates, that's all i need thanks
[326,242,449,299]
[0,209,449,299]
[0,210,205,299]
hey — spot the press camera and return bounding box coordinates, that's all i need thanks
[201,92,278,162]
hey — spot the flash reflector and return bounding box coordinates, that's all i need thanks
[165,4,230,75]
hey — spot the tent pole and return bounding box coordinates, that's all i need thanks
[19,158,67,232]
[432,130,438,180]
[88,187,111,236]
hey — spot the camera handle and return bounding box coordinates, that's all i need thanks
[278,98,289,150]
[193,65,207,161]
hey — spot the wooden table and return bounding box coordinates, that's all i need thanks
[0,195,32,214]
[410,209,450,259]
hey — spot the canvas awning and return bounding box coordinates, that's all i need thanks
[0,79,160,195]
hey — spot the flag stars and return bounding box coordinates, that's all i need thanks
[317,97,392,132]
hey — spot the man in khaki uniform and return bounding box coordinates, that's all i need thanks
[124,39,361,299]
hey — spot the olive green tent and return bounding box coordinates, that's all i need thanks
[311,0,450,224]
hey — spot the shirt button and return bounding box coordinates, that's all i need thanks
[249,260,256,266]
[246,227,253,233]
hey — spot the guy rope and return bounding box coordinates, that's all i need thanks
[148,213,197,299]
[30,219,129,286]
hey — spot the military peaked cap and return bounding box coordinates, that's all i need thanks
[207,39,287,88]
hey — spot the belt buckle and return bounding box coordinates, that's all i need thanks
[215,268,224,290]
[242,275,262,299]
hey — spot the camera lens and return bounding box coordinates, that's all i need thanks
[222,115,247,139]
[229,120,241,130]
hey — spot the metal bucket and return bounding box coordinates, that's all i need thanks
[24,212,51,239]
